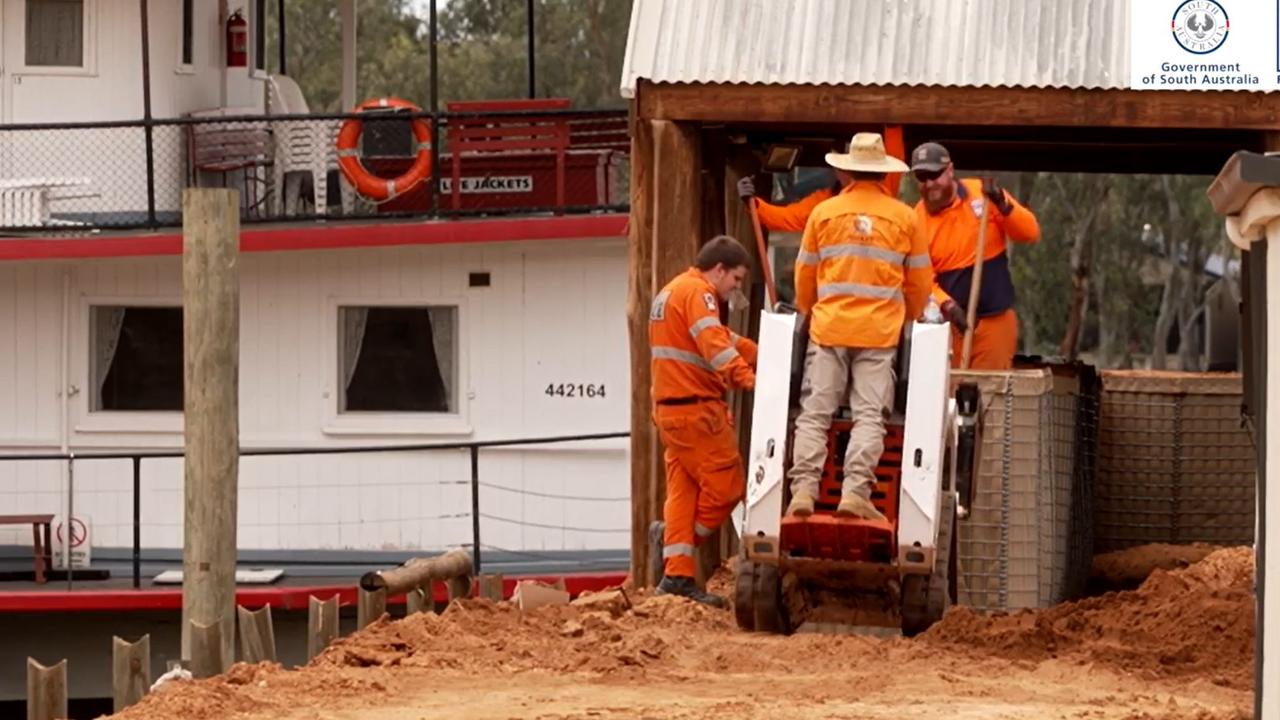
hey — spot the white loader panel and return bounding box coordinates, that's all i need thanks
[898,322,953,559]
[737,310,797,542]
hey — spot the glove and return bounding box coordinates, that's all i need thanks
[982,177,1014,216]
[737,176,756,200]
[942,300,969,332]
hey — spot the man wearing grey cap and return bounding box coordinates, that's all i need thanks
[909,142,1040,370]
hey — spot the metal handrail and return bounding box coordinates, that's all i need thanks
[0,431,629,588]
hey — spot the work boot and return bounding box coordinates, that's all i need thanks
[654,575,727,609]
[786,492,815,517]
[836,493,886,521]
[647,520,665,586]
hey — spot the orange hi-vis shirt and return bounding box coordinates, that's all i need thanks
[755,186,836,232]
[649,268,757,404]
[795,181,933,349]
[918,178,1040,316]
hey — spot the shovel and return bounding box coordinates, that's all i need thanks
[959,180,992,370]
[745,196,779,310]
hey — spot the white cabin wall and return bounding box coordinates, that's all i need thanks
[0,239,631,554]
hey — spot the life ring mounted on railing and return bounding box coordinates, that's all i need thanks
[335,97,433,202]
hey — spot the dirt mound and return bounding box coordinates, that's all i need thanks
[312,590,737,676]
[1090,543,1221,591]
[109,661,395,720]
[924,546,1256,689]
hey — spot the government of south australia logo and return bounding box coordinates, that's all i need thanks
[1172,0,1229,54]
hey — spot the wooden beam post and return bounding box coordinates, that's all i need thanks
[478,573,504,601]
[722,145,769,567]
[112,635,150,712]
[180,188,240,672]
[307,595,340,661]
[26,658,66,720]
[626,107,658,587]
[188,620,223,679]
[236,605,276,663]
[406,586,431,614]
[357,587,387,629]
[447,575,472,602]
[644,119,705,585]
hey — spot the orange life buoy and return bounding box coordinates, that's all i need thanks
[336,97,433,202]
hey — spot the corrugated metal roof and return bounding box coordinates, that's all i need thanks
[620,0,1131,98]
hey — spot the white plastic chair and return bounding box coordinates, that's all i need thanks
[266,74,353,216]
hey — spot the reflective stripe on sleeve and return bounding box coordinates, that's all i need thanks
[710,347,740,370]
[689,315,721,339]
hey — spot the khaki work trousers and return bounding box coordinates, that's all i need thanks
[788,341,896,501]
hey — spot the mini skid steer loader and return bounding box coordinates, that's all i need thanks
[733,305,981,637]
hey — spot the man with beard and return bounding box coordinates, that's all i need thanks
[909,142,1040,370]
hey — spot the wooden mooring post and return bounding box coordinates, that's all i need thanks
[479,573,505,601]
[189,620,224,679]
[406,586,431,614]
[447,574,473,602]
[237,605,277,663]
[308,595,340,661]
[112,635,151,712]
[180,188,241,672]
[26,658,67,720]
[358,587,387,629]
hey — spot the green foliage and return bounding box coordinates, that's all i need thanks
[265,0,631,112]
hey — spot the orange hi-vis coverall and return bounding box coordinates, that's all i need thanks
[918,178,1040,370]
[649,268,757,579]
[795,181,933,348]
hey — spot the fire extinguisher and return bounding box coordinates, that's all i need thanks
[226,9,248,67]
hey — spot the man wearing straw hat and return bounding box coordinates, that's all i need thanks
[785,133,933,519]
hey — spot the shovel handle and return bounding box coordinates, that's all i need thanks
[745,197,778,309]
[960,184,991,370]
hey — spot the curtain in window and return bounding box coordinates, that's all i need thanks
[429,307,453,407]
[94,307,126,407]
[341,307,368,393]
[26,0,84,67]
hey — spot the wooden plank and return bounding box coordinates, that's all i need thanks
[180,188,240,673]
[696,129,729,587]
[307,595,340,661]
[188,620,223,679]
[358,587,387,629]
[112,635,150,712]
[406,586,431,614]
[447,575,473,602]
[626,111,657,587]
[720,145,768,573]
[237,605,277,663]
[478,573,504,601]
[637,81,1280,131]
[26,658,66,720]
[646,119,704,584]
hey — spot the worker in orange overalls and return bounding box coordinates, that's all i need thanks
[785,133,933,519]
[909,142,1040,370]
[648,234,758,607]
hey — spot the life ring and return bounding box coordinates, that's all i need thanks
[335,97,433,202]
